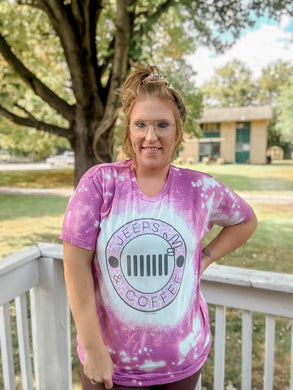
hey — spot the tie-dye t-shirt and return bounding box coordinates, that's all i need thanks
[60,159,254,386]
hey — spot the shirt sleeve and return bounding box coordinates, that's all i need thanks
[208,178,254,228]
[59,168,104,251]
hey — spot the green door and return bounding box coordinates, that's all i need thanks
[236,126,250,163]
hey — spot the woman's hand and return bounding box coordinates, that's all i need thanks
[84,346,114,389]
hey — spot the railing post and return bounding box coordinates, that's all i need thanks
[263,314,275,390]
[214,305,226,390]
[15,294,34,390]
[0,304,16,390]
[242,310,252,390]
[30,257,71,390]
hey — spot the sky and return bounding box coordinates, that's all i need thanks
[187,14,293,87]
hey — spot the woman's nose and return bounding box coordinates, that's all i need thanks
[145,125,158,140]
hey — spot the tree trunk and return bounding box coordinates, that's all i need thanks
[70,112,95,187]
[72,133,96,188]
[71,112,115,187]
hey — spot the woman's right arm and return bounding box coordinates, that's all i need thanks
[63,241,113,389]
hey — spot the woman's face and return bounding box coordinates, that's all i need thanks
[129,97,177,173]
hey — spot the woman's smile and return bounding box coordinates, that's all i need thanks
[142,146,162,152]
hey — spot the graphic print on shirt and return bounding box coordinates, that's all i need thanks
[106,218,186,312]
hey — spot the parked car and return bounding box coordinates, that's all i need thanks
[46,151,75,167]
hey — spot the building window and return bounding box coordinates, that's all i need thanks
[200,123,221,161]
[202,123,220,138]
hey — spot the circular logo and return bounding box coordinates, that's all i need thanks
[106,218,186,312]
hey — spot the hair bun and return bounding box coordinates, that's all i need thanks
[140,71,168,86]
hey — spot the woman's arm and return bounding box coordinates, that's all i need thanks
[63,242,113,389]
[200,212,258,275]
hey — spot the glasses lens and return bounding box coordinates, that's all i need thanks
[156,122,173,137]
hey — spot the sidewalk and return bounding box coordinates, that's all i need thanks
[1,186,293,204]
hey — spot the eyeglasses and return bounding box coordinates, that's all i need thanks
[130,120,176,138]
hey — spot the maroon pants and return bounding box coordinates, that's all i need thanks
[80,364,201,390]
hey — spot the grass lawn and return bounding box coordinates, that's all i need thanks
[178,161,293,193]
[0,167,74,188]
[0,195,68,258]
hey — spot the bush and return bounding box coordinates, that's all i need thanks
[202,156,210,165]
[216,157,225,165]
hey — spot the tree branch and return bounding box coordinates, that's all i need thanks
[0,33,74,122]
[39,0,105,114]
[0,104,71,139]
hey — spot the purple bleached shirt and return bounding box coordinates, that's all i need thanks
[60,159,254,386]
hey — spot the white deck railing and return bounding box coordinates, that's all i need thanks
[0,244,71,390]
[1,243,293,390]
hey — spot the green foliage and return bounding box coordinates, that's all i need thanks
[0,117,70,159]
[260,61,293,148]
[202,58,293,108]
[0,1,74,113]
[0,0,73,157]
[258,60,293,104]
[201,59,258,107]
[276,76,293,142]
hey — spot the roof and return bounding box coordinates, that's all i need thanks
[199,105,273,123]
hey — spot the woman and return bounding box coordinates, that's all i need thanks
[60,65,257,390]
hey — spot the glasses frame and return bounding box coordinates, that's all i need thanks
[129,120,176,138]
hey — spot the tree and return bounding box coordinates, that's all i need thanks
[201,58,293,109]
[258,60,293,105]
[1,0,293,184]
[201,59,258,107]
[257,60,293,150]
[276,77,293,143]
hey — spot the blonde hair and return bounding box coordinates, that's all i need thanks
[121,65,186,161]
